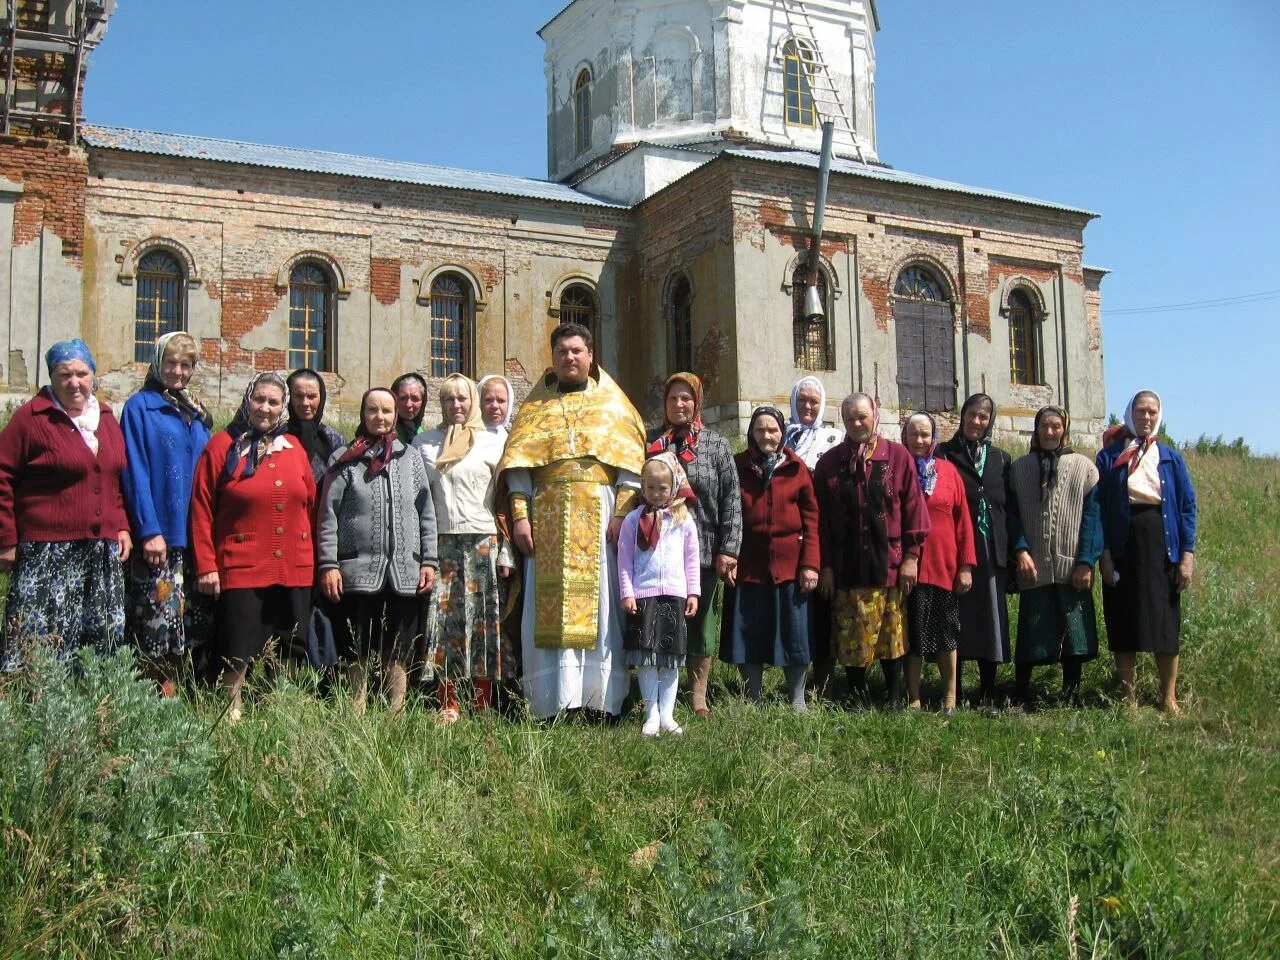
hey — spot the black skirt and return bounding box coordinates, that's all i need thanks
[626,595,688,668]
[217,586,311,668]
[1103,504,1181,654]
[332,587,421,666]
[957,533,1011,663]
[907,583,961,656]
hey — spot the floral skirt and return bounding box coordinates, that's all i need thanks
[425,533,512,680]
[833,586,906,668]
[1,539,126,671]
[125,547,213,659]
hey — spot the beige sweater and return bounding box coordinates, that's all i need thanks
[1008,452,1099,588]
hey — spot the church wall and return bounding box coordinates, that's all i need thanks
[76,150,632,415]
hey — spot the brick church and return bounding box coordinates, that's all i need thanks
[0,0,1105,436]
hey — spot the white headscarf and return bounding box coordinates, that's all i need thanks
[477,374,515,435]
[783,375,840,469]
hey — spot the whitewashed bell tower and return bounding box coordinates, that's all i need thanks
[540,0,879,193]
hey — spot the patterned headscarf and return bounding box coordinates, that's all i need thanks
[477,374,515,434]
[647,372,704,464]
[637,450,696,551]
[747,405,788,481]
[1030,405,1072,492]
[901,411,939,496]
[45,338,95,376]
[148,331,211,429]
[953,393,996,540]
[224,372,289,479]
[435,373,484,471]
[1105,389,1163,473]
[330,388,397,480]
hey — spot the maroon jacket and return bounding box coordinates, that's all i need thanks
[733,448,820,585]
[0,388,130,548]
[812,436,930,589]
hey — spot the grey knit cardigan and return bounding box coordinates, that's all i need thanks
[317,439,438,596]
[1008,451,1100,589]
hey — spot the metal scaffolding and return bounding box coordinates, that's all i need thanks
[1,0,113,142]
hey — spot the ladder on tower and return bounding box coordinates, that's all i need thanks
[779,0,864,162]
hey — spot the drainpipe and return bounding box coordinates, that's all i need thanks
[803,120,835,321]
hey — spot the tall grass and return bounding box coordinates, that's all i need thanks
[0,453,1277,958]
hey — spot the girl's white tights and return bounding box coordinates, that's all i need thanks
[639,666,682,736]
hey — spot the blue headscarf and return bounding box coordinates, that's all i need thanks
[901,411,938,497]
[45,338,95,377]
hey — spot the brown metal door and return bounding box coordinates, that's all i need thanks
[893,299,955,412]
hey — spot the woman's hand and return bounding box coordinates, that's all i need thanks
[513,518,534,557]
[819,567,835,601]
[799,567,819,594]
[954,566,973,595]
[1100,551,1117,587]
[1177,552,1194,592]
[622,596,637,615]
[715,553,737,588]
[141,534,167,570]
[684,595,699,618]
[607,516,624,546]
[0,545,15,573]
[1015,550,1037,585]
[499,565,513,579]
[197,571,220,599]
[116,530,133,564]
[419,565,437,595]
[899,556,919,595]
[320,568,343,603]
[1071,563,1093,592]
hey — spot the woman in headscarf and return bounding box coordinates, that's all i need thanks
[190,372,316,721]
[120,331,213,691]
[1007,406,1103,709]
[1096,390,1196,712]
[319,387,437,713]
[391,372,429,445]
[646,372,742,718]
[417,373,512,721]
[936,393,1013,712]
[0,339,132,670]
[477,374,515,436]
[901,412,974,715]
[783,375,844,470]
[722,405,820,712]
[814,393,929,707]
[287,368,346,482]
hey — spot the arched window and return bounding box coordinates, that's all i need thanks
[892,264,955,412]
[574,69,592,155]
[783,39,816,128]
[559,283,598,333]
[792,264,833,370]
[1008,289,1042,385]
[430,272,472,378]
[670,275,693,372]
[288,262,334,371]
[134,250,184,362]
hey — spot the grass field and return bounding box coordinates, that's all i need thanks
[1,452,1277,958]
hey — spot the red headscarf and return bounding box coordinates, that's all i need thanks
[330,388,397,480]
[647,372,704,464]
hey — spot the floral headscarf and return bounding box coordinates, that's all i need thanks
[747,405,788,481]
[647,372,704,464]
[330,388,397,480]
[637,450,696,551]
[224,372,289,479]
[901,411,938,496]
[45,338,95,377]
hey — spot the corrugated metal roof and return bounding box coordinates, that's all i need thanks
[81,125,628,209]
[723,147,1098,218]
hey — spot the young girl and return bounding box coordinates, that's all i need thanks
[617,452,701,736]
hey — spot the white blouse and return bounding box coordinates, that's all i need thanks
[416,428,505,535]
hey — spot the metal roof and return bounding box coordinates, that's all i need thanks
[722,147,1098,218]
[81,125,628,209]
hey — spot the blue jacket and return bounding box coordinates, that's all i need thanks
[120,388,211,548]
[1095,441,1196,564]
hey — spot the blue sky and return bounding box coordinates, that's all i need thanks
[83,1,1280,451]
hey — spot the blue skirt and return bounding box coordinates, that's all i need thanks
[721,581,811,666]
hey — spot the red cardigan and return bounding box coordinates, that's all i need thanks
[916,458,977,590]
[190,431,316,590]
[732,449,821,585]
[0,389,130,548]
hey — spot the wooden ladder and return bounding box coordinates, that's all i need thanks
[780,0,863,161]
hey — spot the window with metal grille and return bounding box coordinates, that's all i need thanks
[559,283,597,333]
[1008,289,1042,385]
[574,69,592,155]
[892,264,955,412]
[783,39,816,128]
[792,264,833,370]
[430,273,471,378]
[288,262,333,371]
[134,250,184,362]
[671,275,693,372]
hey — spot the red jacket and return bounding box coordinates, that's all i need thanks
[732,449,820,585]
[916,458,977,590]
[0,388,130,548]
[190,431,316,590]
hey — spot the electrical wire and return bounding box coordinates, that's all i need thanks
[1107,288,1280,315]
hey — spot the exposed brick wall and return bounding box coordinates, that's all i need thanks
[369,257,401,306]
[0,136,88,264]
